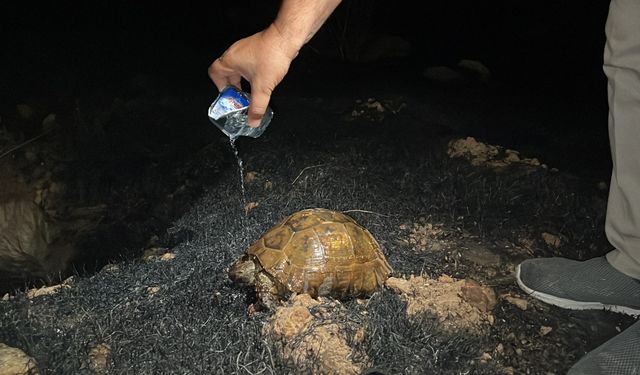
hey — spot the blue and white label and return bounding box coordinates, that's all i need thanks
[208,86,250,120]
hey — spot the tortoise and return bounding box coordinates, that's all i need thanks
[228,208,393,309]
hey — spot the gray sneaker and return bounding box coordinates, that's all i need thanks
[568,318,640,374]
[516,256,640,316]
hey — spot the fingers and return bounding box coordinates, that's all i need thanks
[208,58,242,91]
[247,87,272,128]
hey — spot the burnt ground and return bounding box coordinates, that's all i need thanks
[0,23,636,374]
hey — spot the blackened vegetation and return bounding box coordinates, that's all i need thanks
[0,77,634,374]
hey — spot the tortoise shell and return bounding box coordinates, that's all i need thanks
[247,208,393,298]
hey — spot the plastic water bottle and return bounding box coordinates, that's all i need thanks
[208,86,273,140]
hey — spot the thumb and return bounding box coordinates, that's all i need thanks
[248,88,272,128]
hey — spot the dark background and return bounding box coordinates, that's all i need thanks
[2,1,610,94]
[2,0,613,179]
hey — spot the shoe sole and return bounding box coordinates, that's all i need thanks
[515,264,640,317]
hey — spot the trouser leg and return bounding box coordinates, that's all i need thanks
[603,0,640,278]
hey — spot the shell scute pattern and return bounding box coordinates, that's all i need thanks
[247,208,393,298]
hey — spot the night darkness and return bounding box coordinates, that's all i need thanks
[3,2,610,99]
[2,1,613,175]
[1,1,629,374]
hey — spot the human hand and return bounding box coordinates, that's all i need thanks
[208,24,300,127]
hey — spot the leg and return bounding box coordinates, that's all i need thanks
[603,0,640,278]
[516,0,640,372]
[516,0,640,315]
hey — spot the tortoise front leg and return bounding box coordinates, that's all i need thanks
[255,272,284,310]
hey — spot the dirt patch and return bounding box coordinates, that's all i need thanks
[263,294,370,375]
[447,136,544,170]
[343,97,407,123]
[385,275,497,334]
[397,218,446,252]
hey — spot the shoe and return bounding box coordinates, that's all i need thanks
[568,318,640,374]
[516,256,640,316]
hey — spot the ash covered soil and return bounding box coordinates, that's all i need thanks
[1,58,635,375]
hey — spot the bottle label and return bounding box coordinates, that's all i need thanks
[208,86,250,120]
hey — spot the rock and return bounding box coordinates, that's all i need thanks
[460,279,497,313]
[504,295,528,311]
[0,343,39,375]
[160,252,176,261]
[423,66,465,85]
[457,59,491,84]
[0,195,90,290]
[539,326,553,336]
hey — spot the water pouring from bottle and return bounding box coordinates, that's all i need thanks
[208,86,273,215]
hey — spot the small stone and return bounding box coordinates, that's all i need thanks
[539,326,553,336]
[245,202,259,213]
[504,295,528,310]
[486,314,495,325]
[160,252,176,261]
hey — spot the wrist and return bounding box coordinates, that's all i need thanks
[266,22,305,60]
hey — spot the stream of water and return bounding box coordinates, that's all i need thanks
[229,138,247,215]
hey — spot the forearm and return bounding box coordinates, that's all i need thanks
[269,0,342,58]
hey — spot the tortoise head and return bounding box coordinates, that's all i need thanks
[228,254,257,285]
